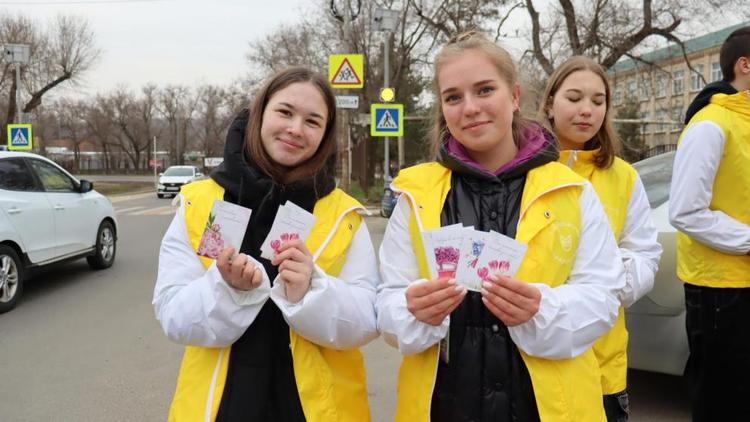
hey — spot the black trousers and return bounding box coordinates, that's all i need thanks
[684,284,750,422]
[603,390,629,422]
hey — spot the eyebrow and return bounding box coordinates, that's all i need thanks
[278,102,326,121]
[440,79,497,96]
[564,88,606,96]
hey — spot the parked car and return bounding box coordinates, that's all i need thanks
[625,151,689,375]
[381,184,399,218]
[157,165,203,198]
[0,151,118,313]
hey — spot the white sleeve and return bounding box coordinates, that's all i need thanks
[152,199,272,348]
[669,121,750,254]
[508,183,624,359]
[270,221,379,350]
[376,195,450,354]
[617,175,662,307]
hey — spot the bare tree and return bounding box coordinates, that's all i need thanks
[0,14,100,137]
[53,97,89,172]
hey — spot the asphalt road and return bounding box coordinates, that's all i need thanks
[0,192,690,421]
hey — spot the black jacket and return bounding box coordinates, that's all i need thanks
[430,130,558,422]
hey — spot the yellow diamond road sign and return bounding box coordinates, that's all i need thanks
[329,54,364,89]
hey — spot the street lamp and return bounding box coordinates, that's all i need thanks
[3,43,30,124]
[373,8,400,182]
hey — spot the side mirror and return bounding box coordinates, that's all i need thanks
[79,179,93,193]
[196,172,203,177]
[158,172,164,177]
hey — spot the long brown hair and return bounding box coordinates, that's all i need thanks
[429,30,533,158]
[245,67,337,183]
[538,55,620,168]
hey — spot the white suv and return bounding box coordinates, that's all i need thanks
[0,152,118,313]
[157,165,202,198]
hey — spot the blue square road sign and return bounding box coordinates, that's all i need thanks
[7,124,32,151]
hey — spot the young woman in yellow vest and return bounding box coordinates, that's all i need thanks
[377,31,625,422]
[538,56,662,422]
[153,67,379,422]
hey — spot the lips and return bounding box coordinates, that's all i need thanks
[278,138,302,149]
[463,121,490,130]
[573,123,592,129]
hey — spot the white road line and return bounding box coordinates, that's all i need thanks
[108,191,156,204]
[115,206,147,214]
[130,206,176,216]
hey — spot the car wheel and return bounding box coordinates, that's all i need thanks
[87,220,116,270]
[157,193,164,198]
[0,245,24,314]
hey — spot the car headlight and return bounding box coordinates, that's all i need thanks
[157,184,165,189]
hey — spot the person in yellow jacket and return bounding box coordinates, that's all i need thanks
[669,27,750,422]
[538,56,662,421]
[376,31,625,422]
[153,67,379,422]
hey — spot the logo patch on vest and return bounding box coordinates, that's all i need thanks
[550,221,579,264]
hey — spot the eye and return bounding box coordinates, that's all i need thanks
[277,109,292,117]
[478,85,494,95]
[566,96,581,103]
[443,94,460,104]
[306,119,322,127]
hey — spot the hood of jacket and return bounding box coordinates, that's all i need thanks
[684,80,738,124]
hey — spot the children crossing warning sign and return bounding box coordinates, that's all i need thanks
[7,124,32,151]
[371,104,403,137]
[329,54,364,89]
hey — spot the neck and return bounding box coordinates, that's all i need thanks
[465,137,518,173]
[730,78,750,93]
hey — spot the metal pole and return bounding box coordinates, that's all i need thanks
[153,136,158,188]
[383,33,390,182]
[15,64,22,123]
[339,1,352,190]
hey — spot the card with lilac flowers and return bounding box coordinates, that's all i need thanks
[421,224,464,280]
[197,200,252,259]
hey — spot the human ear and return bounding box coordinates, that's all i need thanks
[512,83,521,111]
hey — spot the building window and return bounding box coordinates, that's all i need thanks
[655,75,667,98]
[671,107,684,130]
[711,62,722,82]
[627,80,637,100]
[639,77,652,101]
[691,65,705,91]
[672,70,684,96]
[654,109,668,133]
[614,84,623,105]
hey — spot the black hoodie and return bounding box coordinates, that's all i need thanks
[684,80,738,124]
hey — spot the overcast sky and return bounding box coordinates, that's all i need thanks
[1,0,312,95]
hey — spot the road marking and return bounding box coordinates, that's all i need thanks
[130,206,176,216]
[115,206,147,214]
[108,191,156,204]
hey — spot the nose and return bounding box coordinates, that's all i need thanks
[462,95,481,116]
[286,117,303,137]
[579,100,593,117]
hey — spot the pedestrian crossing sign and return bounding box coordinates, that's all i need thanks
[329,54,364,89]
[371,104,403,137]
[7,124,32,151]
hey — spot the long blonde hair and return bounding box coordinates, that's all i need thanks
[538,56,620,168]
[429,30,532,158]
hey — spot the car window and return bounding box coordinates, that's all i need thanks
[163,167,195,177]
[0,158,39,191]
[27,159,77,193]
[633,151,675,208]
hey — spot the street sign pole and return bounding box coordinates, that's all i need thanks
[383,33,390,182]
[153,136,158,189]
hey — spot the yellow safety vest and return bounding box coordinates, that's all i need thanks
[167,178,371,422]
[560,150,637,395]
[677,91,750,288]
[391,162,606,422]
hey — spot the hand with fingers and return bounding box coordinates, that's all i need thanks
[481,274,541,327]
[271,239,314,303]
[216,247,264,291]
[405,277,468,326]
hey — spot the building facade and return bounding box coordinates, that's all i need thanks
[608,22,747,156]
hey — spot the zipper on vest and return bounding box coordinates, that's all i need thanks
[566,150,578,168]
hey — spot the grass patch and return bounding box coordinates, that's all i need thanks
[93,182,154,196]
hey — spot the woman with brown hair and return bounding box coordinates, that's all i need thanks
[154,67,378,421]
[539,55,662,421]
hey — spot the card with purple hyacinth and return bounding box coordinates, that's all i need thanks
[197,200,252,259]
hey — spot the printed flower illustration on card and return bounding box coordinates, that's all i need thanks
[477,259,512,281]
[197,213,226,259]
[434,246,460,278]
[270,232,300,255]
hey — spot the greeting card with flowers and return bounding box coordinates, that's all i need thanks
[471,230,527,290]
[197,200,252,259]
[260,201,316,260]
[421,224,464,280]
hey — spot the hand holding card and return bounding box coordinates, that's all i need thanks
[260,201,316,260]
